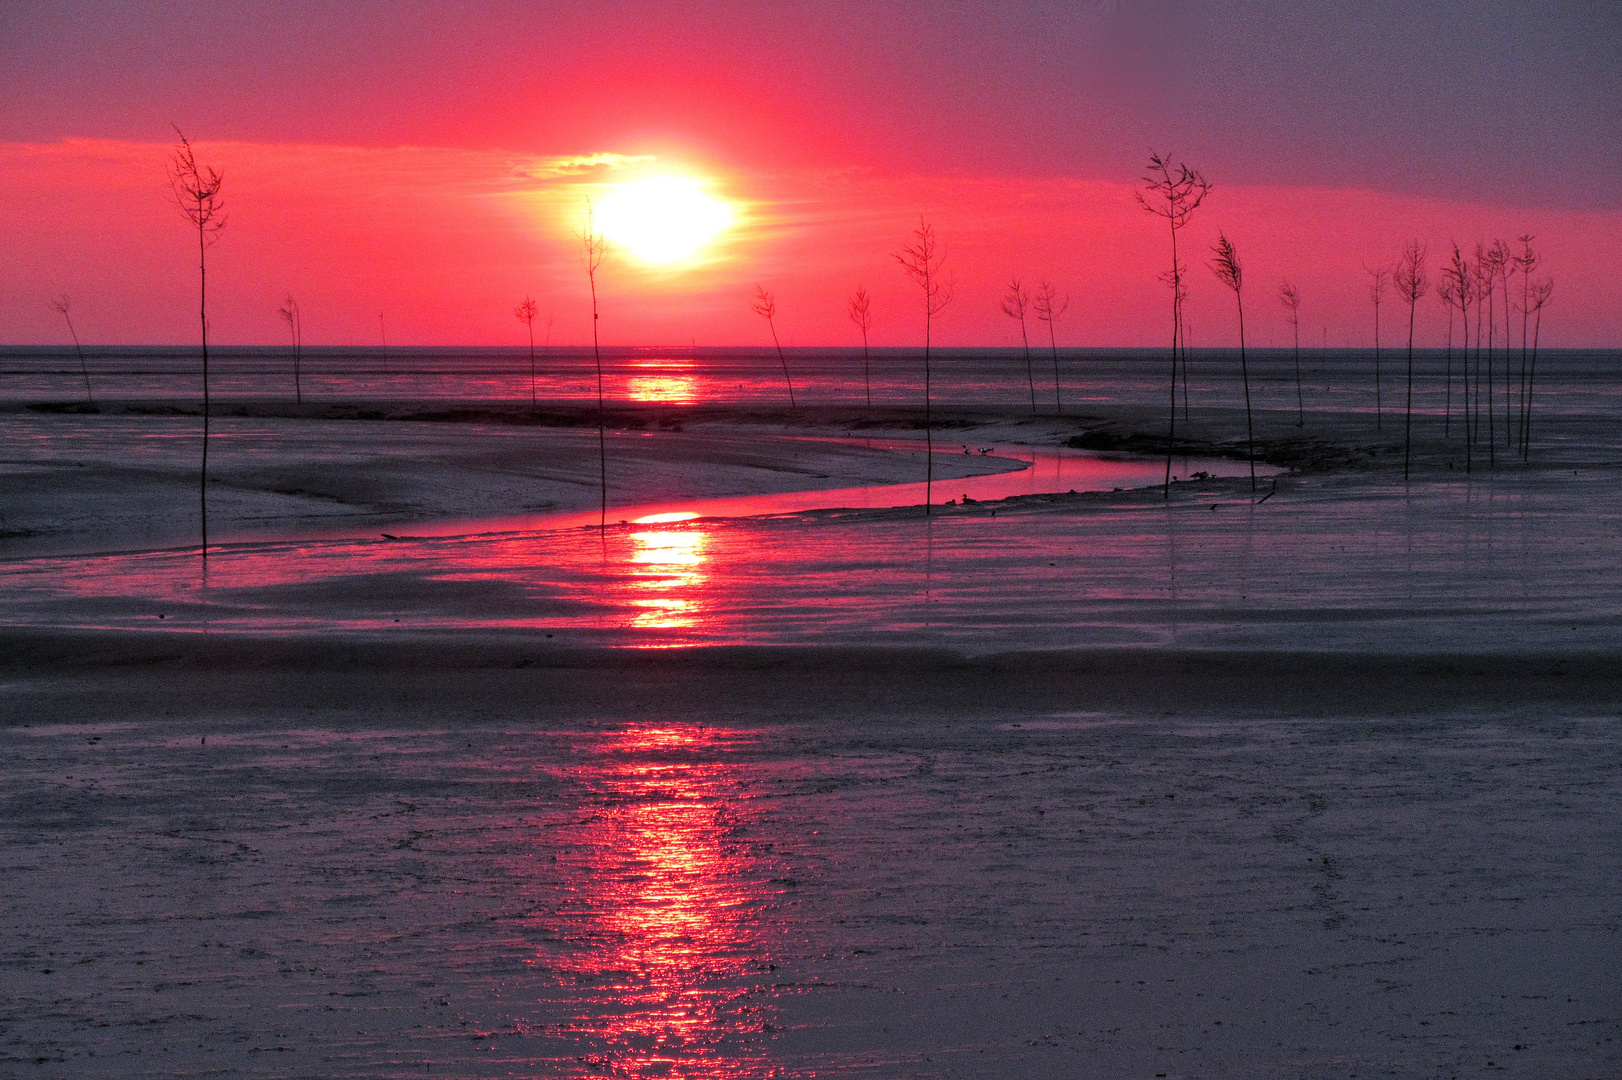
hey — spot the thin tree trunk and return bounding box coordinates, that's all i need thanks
[769,321,796,408]
[1502,274,1514,451]
[591,272,605,529]
[1485,279,1496,468]
[198,219,210,558]
[1237,293,1255,492]
[924,311,933,515]
[1164,225,1179,500]
[1461,296,1472,474]
[1520,273,1532,457]
[64,313,93,404]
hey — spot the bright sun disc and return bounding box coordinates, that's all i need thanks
[597,176,734,265]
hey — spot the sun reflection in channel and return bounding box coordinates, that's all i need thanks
[629,515,708,632]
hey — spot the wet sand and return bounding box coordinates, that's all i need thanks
[4,637,1620,1078]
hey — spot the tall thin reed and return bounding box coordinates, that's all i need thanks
[1034,281,1068,415]
[751,286,796,408]
[515,295,538,411]
[278,293,302,403]
[1395,241,1428,482]
[1436,279,1455,437]
[1279,280,1303,426]
[1365,265,1390,430]
[1209,232,1256,492]
[894,218,952,516]
[1525,277,1553,459]
[1513,236,1539,455]
[848,286,873,409]
[1444,244,1475,471]
[1136,152,1210,499]
[168,127,225,559]
[579,202,608,529]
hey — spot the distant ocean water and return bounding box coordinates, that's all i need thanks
[4,345,1618,419]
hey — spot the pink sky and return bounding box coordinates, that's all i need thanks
[4,137,1615,348]
[2,2,1617,347]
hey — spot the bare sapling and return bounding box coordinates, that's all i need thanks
[1443,244,1474,471]
[1395,240,1428,482]
[751,286,796,408]
[579,202,609,528]
[515,295,539,410]
[49,296,93,403]
[1365,265,1390,430]
[894,218,952,515]
[848,286,874,409]
[169,127,226,558]
[1034,281,1069,415]
[1136,152,1210,498]
[1524,276,1553,459]
[278,293,303,404]
[1513,236,1539,454]
[1001,278,1036,413]
[1475,244,1502,466]
[1279,280,1303,426]
[1209,232,1256,492]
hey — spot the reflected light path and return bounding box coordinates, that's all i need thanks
[626,359,699,404]
[629,514,709,631]
[533,724,778,1077]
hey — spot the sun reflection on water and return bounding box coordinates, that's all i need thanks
[539,724,777,1077]
[629,518,709,632]
[626,360,699,404]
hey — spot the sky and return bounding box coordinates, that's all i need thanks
[2,0,1619,348]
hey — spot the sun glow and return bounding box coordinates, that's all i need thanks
[596,175,735,265]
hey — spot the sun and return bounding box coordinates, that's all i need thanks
[595,175,735,265]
